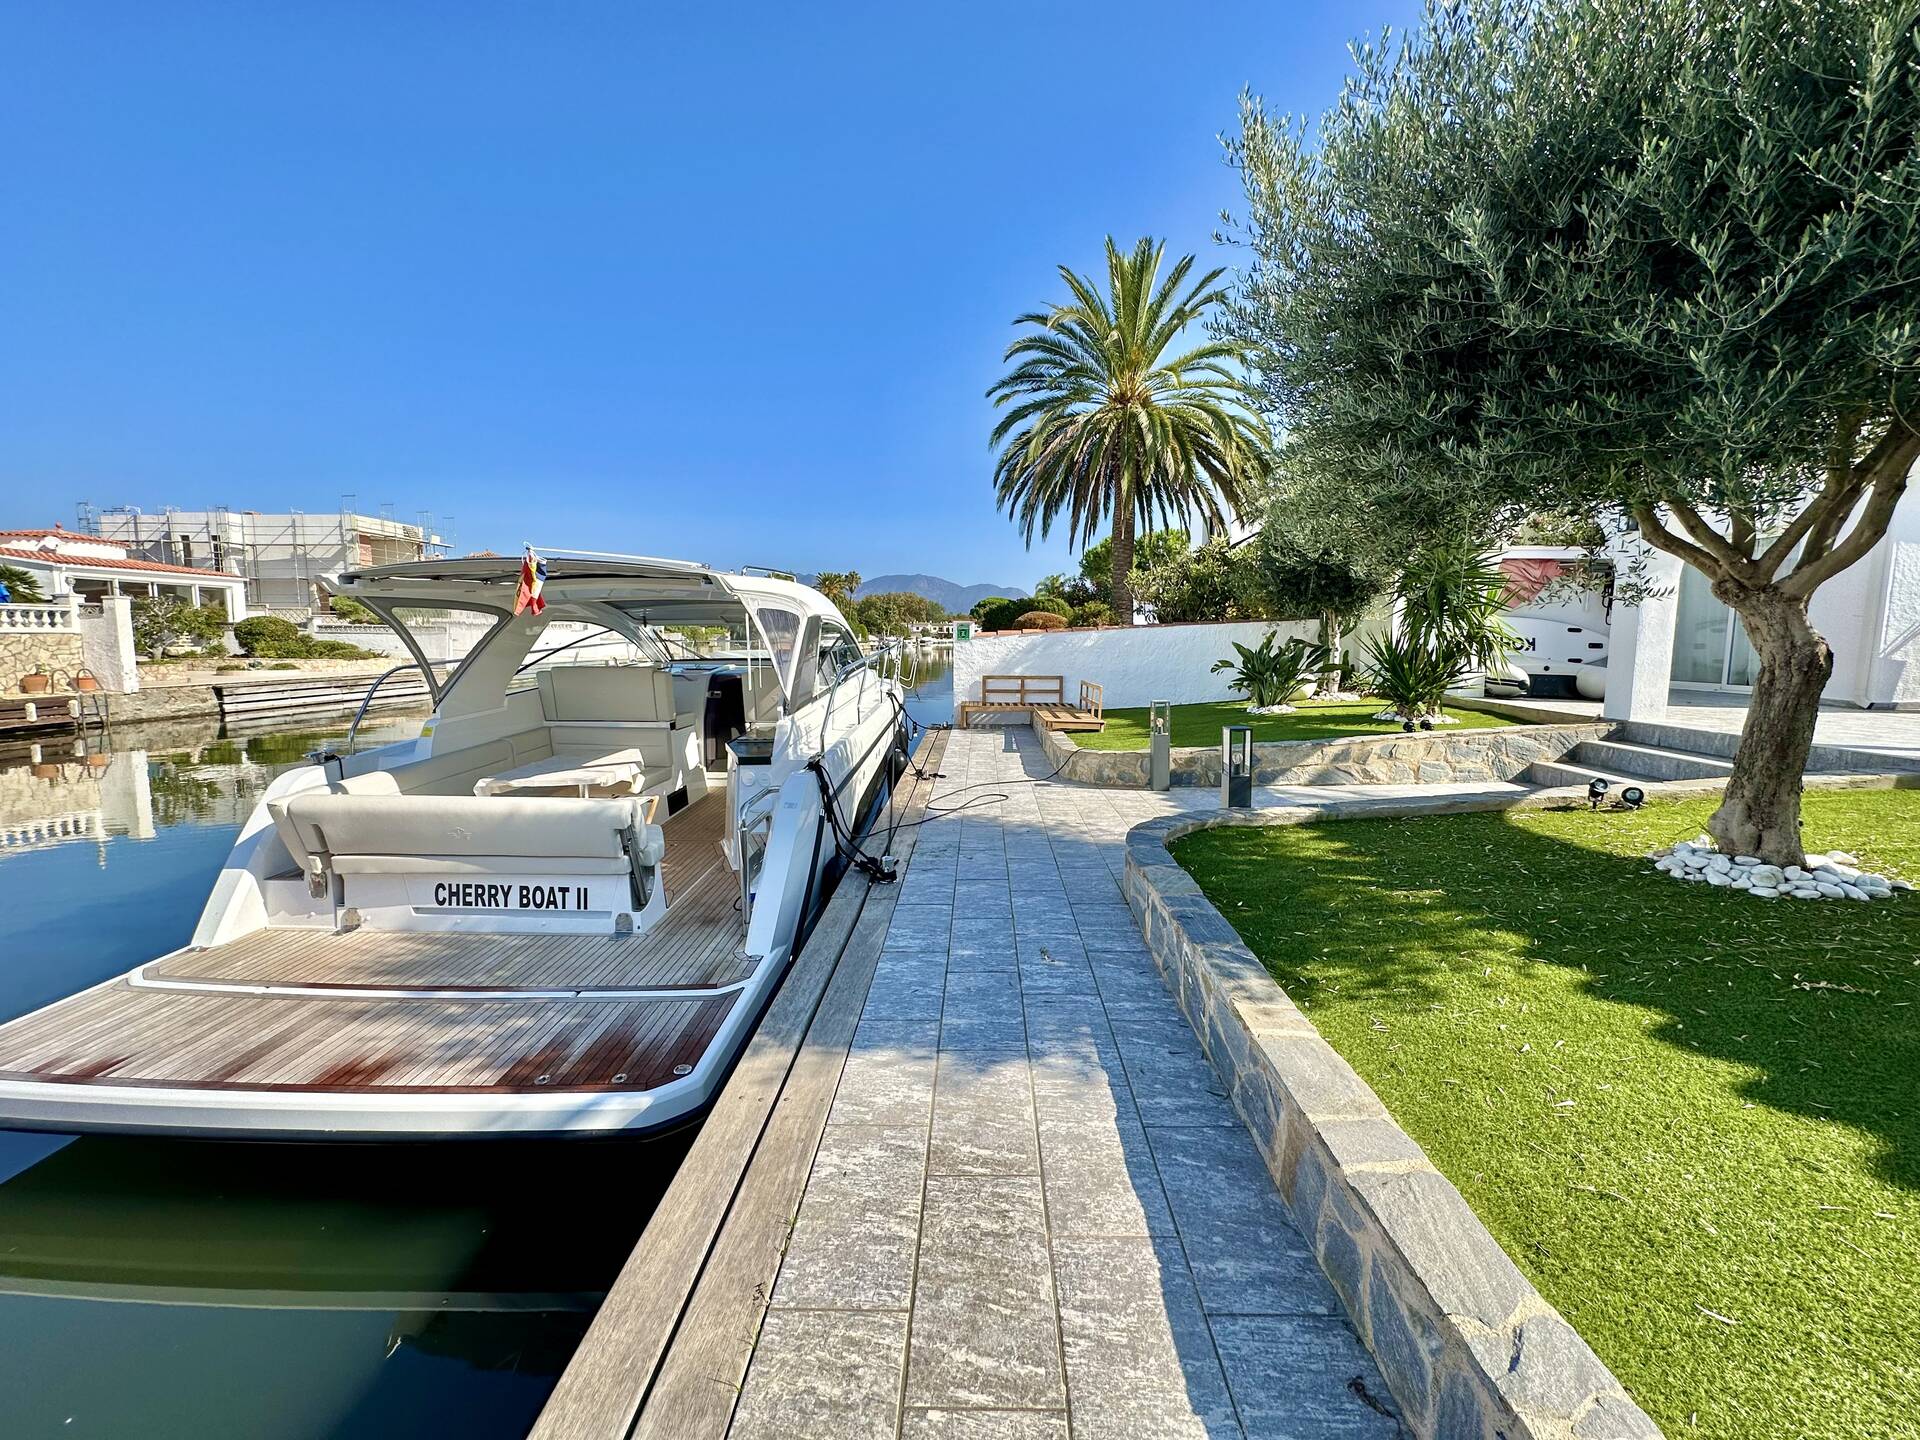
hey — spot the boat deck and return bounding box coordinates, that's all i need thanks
[0,793,750,1099]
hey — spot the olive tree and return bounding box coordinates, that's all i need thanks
[1224,0,1920,864]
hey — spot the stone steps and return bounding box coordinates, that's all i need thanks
[1570,738,1734,781]
[1525,758,1647,790]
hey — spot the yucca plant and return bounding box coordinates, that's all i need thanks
[1211,631,1329,710]
[1394,542,1518,673]
[1361,630,1472,724]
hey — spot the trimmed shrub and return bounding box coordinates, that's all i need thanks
[1013,610,1069,630]
[1070,601,1114,628]
[233,613,379,660]
[233,616,303,655]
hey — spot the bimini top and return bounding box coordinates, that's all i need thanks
[332,551,843,627]
[329,549,851,703]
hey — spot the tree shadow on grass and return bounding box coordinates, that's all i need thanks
[1172,795,1920,1195]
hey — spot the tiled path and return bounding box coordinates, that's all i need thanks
[729,728,1412,1439]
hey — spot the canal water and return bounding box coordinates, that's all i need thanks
[0,654,952,1439]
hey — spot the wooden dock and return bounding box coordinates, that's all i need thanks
[213,667,440,726]
[533,727,1403,1440]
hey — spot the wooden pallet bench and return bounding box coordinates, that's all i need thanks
[1035,680,1105,733]
[958,673,1061,727]
[958,675,1105,732]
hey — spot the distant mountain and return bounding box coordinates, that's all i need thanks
[854,574,1027,615]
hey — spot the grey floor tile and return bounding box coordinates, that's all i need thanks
[1018,949,1095,995]
[774,1124,927,1308]
[1088,965,1177,1021]
[1211,1314,1405,1439]
[833,1019,940,1126]
[1109,1022,1238,1127]
[906,1174,1065,1410]
[1037,1107,1177,1238]
[732,1309,906,1440]
[1017,936,1088,968]
[1052,1235,1240,1439]
[1147,1125,1340,1316]
[864,952,951,1021]
[930,1050,1040,1175]
[955,878,1015,908]
[950,914,1018,966]
[944,968,1026,1026]
[901,1411,1069,1440]
[887,905,957,951]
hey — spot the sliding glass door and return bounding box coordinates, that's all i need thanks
[1670,565,1760,690]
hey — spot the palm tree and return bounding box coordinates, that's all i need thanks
[988,237,1270,624]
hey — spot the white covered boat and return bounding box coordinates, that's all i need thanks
[0,553,910,1139]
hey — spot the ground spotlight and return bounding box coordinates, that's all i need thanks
[1620,785,1645,810]
[1587,777,1610,810]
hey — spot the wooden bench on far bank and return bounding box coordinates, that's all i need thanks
[959,675,1105,732]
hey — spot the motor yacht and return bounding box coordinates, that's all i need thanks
[0,553,910,1139]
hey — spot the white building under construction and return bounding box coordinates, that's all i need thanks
[78,505,450,614]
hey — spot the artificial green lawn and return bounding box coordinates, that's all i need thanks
[1076,697,1527,750]
[1171,791,1920,1440]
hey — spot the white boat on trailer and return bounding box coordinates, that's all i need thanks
[0,552,912,1139]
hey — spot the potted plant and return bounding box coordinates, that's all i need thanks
[69,667,101,693]
[1211,632,1330,713]
[19,667,51,694]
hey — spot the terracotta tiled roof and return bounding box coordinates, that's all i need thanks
[0,545,247,580]
[0,527,105,541]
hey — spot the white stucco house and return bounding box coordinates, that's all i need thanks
[1597,491,1920,721]
[0,527,250,619]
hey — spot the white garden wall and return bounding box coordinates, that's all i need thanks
[951,619,1319,720]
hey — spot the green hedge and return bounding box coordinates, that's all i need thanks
[233,614,379,660]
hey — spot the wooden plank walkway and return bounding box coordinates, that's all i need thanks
[536,728,1405,1439]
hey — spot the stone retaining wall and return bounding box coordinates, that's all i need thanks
[1039,716,1615,789]
[0,631,85,691]
[1123,803,1662,1440]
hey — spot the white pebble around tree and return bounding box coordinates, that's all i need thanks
[1650,836,1913,902]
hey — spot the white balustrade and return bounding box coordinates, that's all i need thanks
[0,602,79,633]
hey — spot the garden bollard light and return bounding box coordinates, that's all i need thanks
[1149,700,1172,791]
[1221,725,1253,809]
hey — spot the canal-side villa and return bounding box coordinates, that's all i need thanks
[0,527,250,620]
[1603,492,1920,718]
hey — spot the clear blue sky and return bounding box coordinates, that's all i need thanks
[0,2,1418,591]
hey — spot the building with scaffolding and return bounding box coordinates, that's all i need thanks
[77,505,450,614]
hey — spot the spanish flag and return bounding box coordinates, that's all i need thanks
[514,545,548,617]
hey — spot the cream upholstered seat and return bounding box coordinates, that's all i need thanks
[277,792,665,894]
[536,666,677,724]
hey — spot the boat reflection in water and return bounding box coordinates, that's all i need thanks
[0,715,675,1440]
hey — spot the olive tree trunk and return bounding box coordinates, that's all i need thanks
[1320,609,1343,692]
[1109,507,1137,627]
[1706,584,1833,866]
